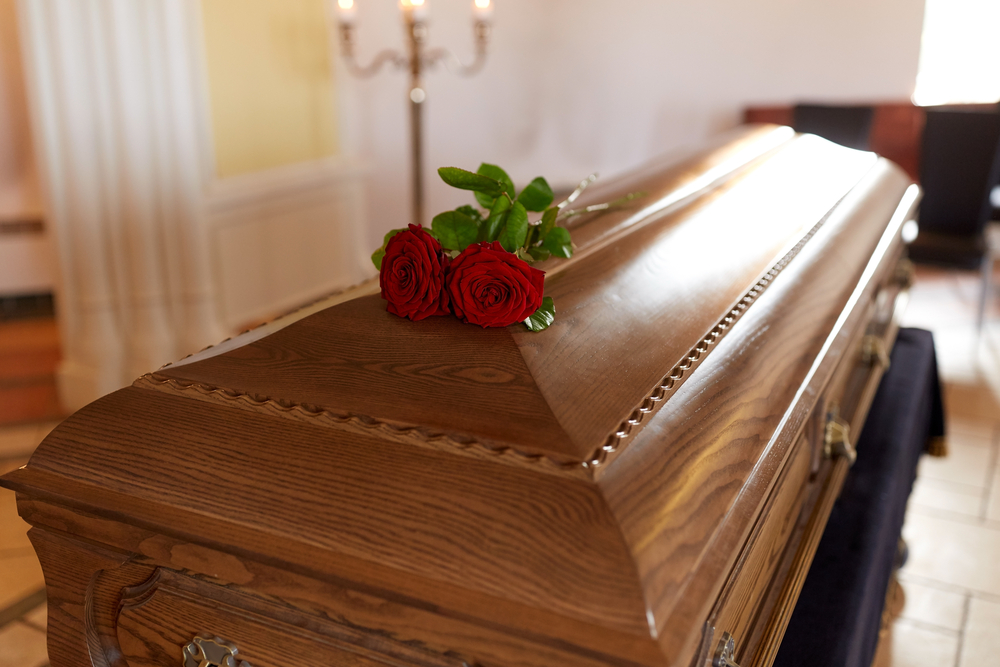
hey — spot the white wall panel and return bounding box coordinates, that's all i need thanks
[335,0,926,248]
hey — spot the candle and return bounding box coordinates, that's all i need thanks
[473,0,492,21]
[400,0,428,21]
[336,0,356,25]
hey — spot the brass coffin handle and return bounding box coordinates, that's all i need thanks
[183,635,251,667]
[862,335,891,370]
[713,632,742,667]
[895,257,915,289]
[824,417,857,465]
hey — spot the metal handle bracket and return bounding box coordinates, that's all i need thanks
[713,631,742,667]
[862,335,891,370]
[824,416,857,465]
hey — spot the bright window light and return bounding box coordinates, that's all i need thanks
[912,0,1000,106]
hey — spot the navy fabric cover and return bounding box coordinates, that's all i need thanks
[773,328,944,667]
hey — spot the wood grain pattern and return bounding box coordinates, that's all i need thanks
[117,569,466,667]
[599,165,915,666]
[157,133,876,468]
[15,499,660,667]
[709,433,812,661]
[1,131,918,667]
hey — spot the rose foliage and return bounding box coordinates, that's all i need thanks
[371,163,641,331]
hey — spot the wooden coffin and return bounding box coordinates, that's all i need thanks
[2,125,920,667]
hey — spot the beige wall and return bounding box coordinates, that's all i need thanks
[201,0,339,179]
[0,0,39,218]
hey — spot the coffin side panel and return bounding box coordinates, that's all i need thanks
[599,161,915,666]
[26,527,153,667]
[15,392,652,642]
[18,499,662,667]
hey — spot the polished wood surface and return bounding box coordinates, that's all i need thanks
[2,126,918,667]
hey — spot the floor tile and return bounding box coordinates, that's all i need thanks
[871,618,959,667]
[909,478,983,517]
[0,425,41,459]
[898,579,967,632]
[901,511,1000,597]
[960,597,1000,667]
[0,622,47,667]
[0,554,44,617]
[947,417,999,441]
[941,380,1000,424]
[916,439,994,489]
[987,470,1000,523]
[0,489,32,552]
[22,601,46,632]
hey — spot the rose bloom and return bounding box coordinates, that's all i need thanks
[379,224,450,321]
[446,241,545,328]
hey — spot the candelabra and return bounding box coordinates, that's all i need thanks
[334,0,493,227]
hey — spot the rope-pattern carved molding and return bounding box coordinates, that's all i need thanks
[134,373,592,481]
[586,200,843,470]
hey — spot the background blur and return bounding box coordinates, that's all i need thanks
[0,0,997,417]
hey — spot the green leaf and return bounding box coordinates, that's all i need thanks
[500,202,528,252]
[372,228,408,270]
[542,226,573,258]
[524,296,555,332]
[538,207,558,241]
[438,167,503,197]
[517,177,554,212]
[480,195,511,242]
[455,205,485,224]
[431,210,479,251]
[474,163,516,208]
[528,246,551,261]
[515,248,534,263]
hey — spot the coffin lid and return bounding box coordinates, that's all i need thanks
[3,125,917,666]
[148,124,877,469]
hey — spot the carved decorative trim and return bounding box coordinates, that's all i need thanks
[586,198,844,470]
[143,186,849,478]
[134,373,591,480]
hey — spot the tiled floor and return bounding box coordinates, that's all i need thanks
[871,264,1000,667]
[0,265,998,666]
[0,423,53,667]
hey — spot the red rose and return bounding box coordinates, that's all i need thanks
[446,241,545,328]
[380,224,450,320]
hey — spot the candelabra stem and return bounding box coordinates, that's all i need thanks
[335,8,490,229]
[406,16,427,227]
[410,92,424,227]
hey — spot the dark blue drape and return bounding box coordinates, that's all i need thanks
[773,328,945,667]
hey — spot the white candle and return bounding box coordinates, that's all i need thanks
[335,0,356,25]
[400,0,428,22]
[473,0,492,22]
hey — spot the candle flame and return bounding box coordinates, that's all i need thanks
[474,0,489,7]
[338,0,353,8]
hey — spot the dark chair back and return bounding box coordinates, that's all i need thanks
[919,107,1000,238]
[793,104,875,150]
